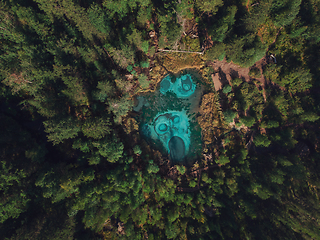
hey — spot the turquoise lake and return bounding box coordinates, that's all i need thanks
[134,70,203,164]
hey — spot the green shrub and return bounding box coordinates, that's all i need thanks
[141,41,149,53]
[224,110,237,123]
[231,78,243,87]
[127,65,133,72]
[176,165,186,175]
[133,145,142,155]
[249,67,261,78]
[138,74,149,88]
[218,155,230,165]
[239,116,256,127]
[205,43,226,60]
[222,84,232,94]
[254,134,271,147]
[140,61,150,68]
[260,120,279,128]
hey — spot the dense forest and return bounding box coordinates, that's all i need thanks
[1,0,320,239]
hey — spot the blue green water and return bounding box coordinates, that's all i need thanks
[145,110,190,162]
[135,70,203,163]
[160,73,196,98]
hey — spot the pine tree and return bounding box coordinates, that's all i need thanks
[194,0,223,14]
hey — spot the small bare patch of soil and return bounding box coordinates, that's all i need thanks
[209,57,276,101]
[210,58,256,85]
[211,72,222,92]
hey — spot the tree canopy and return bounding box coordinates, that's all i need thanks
[1,0,320,239]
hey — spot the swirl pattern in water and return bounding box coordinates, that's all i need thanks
[135,70,202,164]
[160,73,196,98]
[146,111,190,162]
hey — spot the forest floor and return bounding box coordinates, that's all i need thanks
[209,56,286,100]
[210,57,266,89]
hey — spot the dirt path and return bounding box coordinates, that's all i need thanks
[246,0,250,11]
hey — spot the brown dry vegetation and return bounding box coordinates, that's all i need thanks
[158,52,204,73]
[197,93,225,146]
